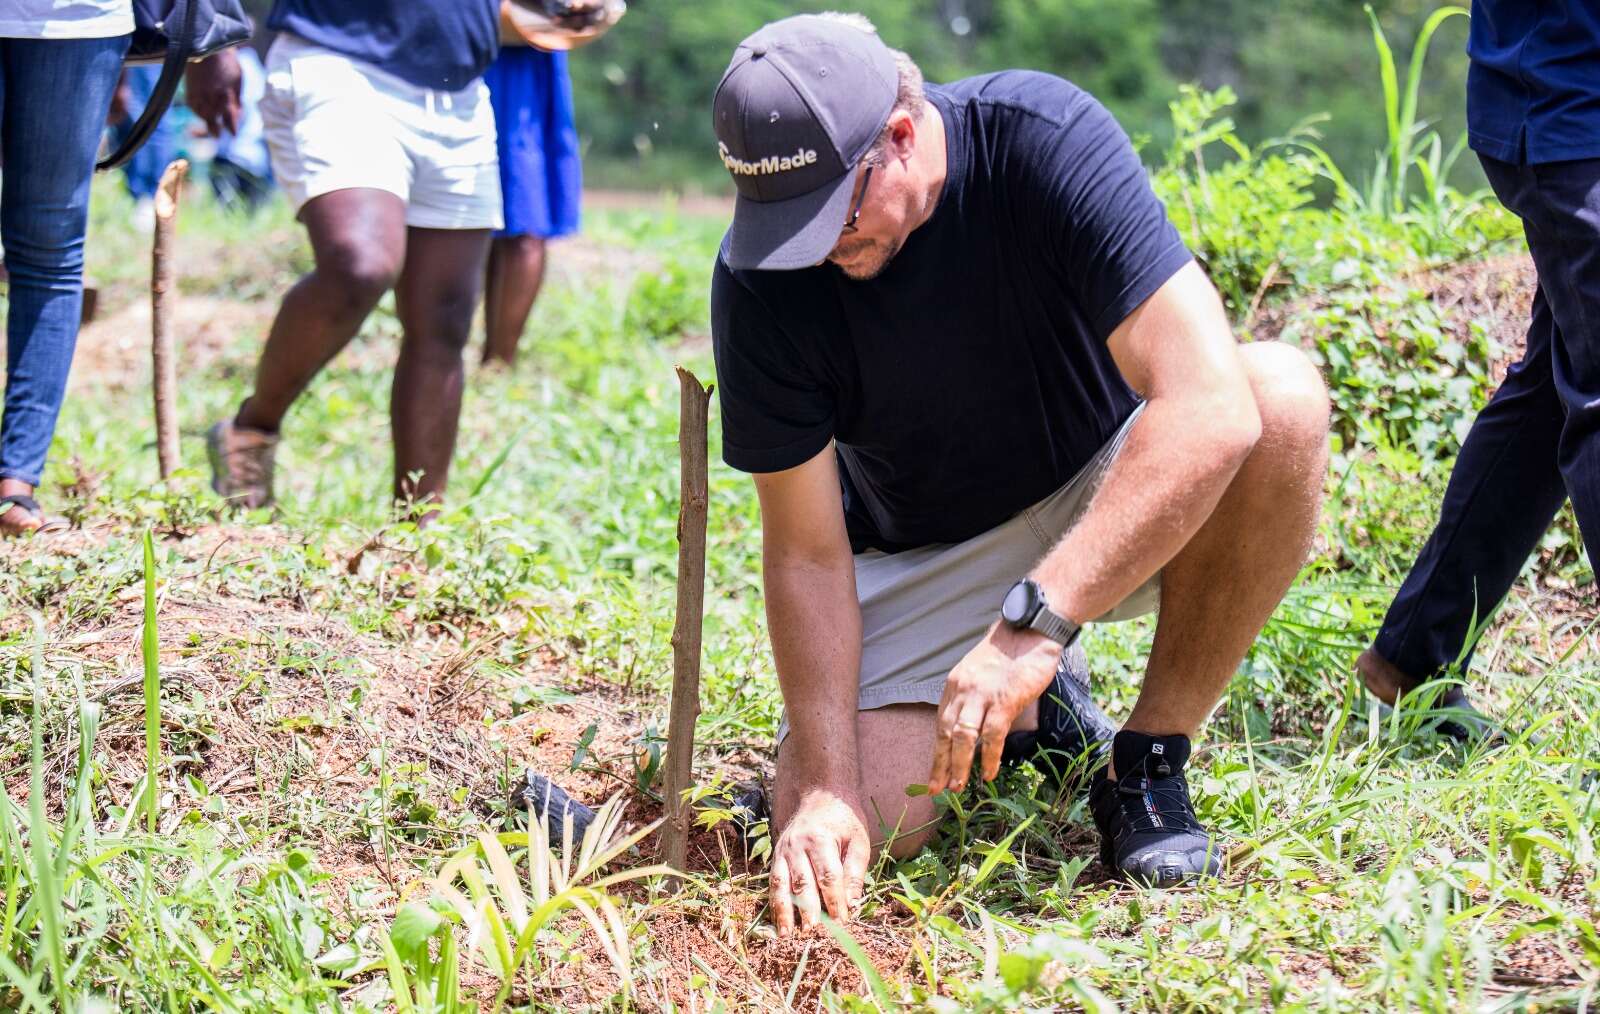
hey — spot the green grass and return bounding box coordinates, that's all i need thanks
[0,68,1595,1009]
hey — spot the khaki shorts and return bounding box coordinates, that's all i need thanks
[777,406,1158,743]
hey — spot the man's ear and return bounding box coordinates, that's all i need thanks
[885,109,917,163]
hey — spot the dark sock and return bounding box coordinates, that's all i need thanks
[1110,729,1191,781]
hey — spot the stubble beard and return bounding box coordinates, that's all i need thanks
[831,237,903,282]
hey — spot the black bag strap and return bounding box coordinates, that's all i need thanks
[96,0,197,172]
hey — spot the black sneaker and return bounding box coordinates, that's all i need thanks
[1089,731,1223,886]
[514,771,598,845]
[1356,648,1503,746]
[1002,642,1116,790]
[514,771,771,855]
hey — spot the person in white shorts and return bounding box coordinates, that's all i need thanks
[189,0,504,515]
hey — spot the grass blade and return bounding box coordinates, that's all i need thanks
[141,529,162,835]
[469,424,527,500]
[28,619,68,1002]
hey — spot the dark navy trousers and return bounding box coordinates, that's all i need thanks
[1375,154,1600,678]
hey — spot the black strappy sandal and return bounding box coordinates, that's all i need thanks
[0,494,69,536]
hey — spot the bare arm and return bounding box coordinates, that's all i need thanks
[755,443,863,791]
[1031,260,1260,618]
[928,261,1260,793]
[753,443,869,935]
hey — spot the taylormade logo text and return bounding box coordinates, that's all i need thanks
[719,141,818,175]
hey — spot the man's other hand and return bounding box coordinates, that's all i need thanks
[769,788,869,937]
[186,50,243,137]
[928,624,1059,795]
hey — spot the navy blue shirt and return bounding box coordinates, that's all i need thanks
[1468,2,1600,163]
[711,72,1192,554]
[267,0,500,92]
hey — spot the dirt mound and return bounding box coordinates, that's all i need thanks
[1248,252,1537,379]
[1409,253,1538,382]
[1249,252,1595,670]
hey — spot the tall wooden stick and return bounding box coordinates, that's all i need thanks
[151,159,189,479]
[661,367,713,876]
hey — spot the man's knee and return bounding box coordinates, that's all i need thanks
[880,822,936,859]
[1241,341,1331,451]
[495,233,547,264]
[862,786,940,858]
[321,242,402,306]
[400,285,479,359]
[0,212,88,280]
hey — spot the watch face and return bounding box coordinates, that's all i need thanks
[1001,580,1035,625]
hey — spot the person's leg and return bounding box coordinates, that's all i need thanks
[120,65,177,209]
[234,189,408,433]
[0,35,129,534]
[1078,342,1328,884]
[1367,286,1567,691]
[1119,342,1331,742]
[1362,153,1581,702]
[775,703,943,860]
[390,227,492,510]
[1514,159,1600,556]
[482,233,547,367]
[210,189,406,509]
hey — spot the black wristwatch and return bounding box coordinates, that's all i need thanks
[1000,578,1081,647]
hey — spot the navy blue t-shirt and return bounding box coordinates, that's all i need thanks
[711,72,1192,554]
[267,0,500,92]
[1468,1,1600,164]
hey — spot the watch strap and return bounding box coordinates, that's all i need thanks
[1028,605,1080,647]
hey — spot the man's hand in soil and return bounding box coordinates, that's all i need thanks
[768,787,869,937]
[927,625,1060,795]
[185,49,242,137]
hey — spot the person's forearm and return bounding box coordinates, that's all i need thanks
[765,554,863,792]
[1033,394,1260,621]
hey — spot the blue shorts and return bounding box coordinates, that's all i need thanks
[484,46,581,240]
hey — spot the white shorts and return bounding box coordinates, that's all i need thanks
[260,34,503,230]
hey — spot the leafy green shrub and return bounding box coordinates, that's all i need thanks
[1153,85,1331,314]
[1283,280,1495,462]
[623,253,708,342]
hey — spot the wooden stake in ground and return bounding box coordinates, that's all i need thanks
[151,158,189,480]
[661,367,713,876]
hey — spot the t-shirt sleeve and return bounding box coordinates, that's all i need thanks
[711,259,836,474]
[1027,92,1193,341]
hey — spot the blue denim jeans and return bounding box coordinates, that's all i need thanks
[0,34,130,488]
[1375,154,1600,678]
[116,63,180,201]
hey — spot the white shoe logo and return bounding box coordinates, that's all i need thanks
[1151,744,1164,755]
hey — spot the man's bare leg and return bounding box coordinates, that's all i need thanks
[482,234,548,367]
[235,190,408,433]
[391,227,492,511]
[775,703,942,861]
[1118,342,1329,754]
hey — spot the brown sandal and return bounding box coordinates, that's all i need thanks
[0,494,69,536]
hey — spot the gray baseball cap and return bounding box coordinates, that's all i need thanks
[712,15,898,271]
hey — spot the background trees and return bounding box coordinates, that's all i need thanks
[569,0,1472,191]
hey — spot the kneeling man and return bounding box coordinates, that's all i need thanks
[709,14,1330,936]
